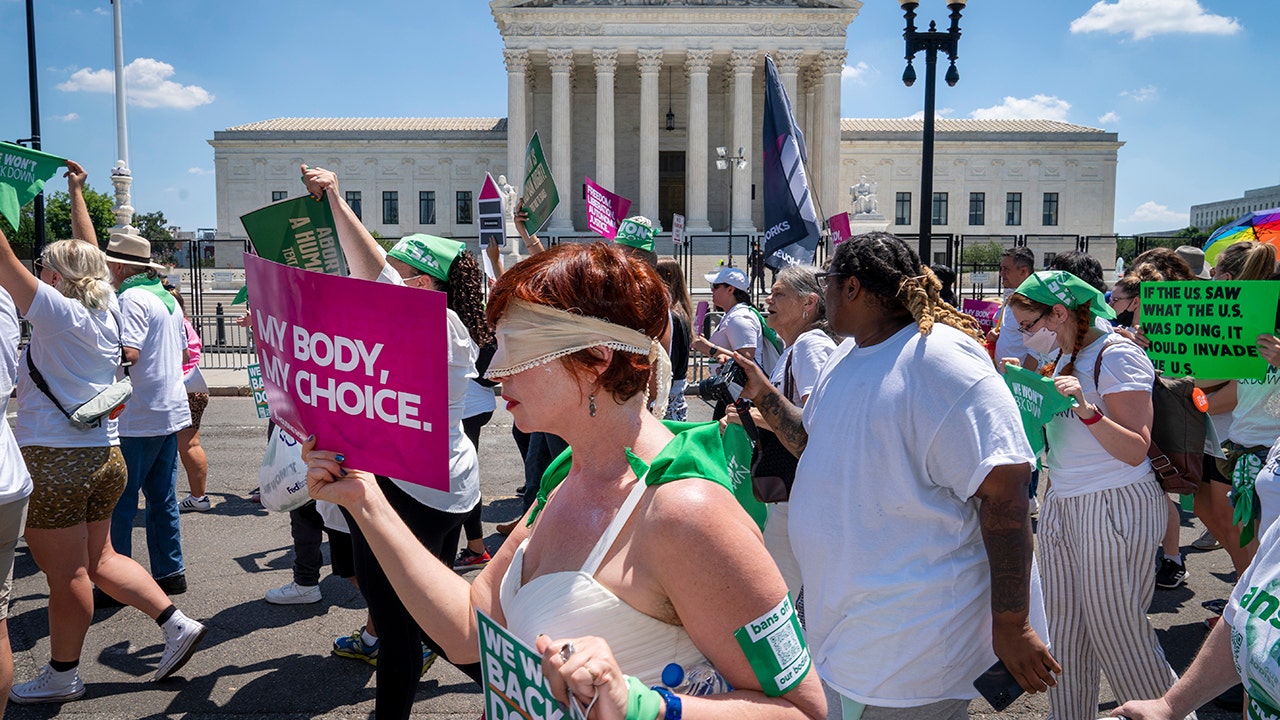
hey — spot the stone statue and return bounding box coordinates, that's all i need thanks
[497,174,518,223]
[850,175,878,216]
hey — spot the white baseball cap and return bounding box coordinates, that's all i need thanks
[704,267,749,292]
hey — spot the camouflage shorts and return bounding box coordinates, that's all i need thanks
[21,446,127,530]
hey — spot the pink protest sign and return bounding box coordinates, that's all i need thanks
[694,300,709,337]
[961,298,1003,335]
[584,176,631,240]
[828,212,852,245]
[244,254,450,489]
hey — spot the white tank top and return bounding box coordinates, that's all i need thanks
[499,478,707,687]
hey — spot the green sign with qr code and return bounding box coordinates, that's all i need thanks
[733,593,810,697]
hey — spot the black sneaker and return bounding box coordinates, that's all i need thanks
[1155,556,1187,590]
[92,587,125,611]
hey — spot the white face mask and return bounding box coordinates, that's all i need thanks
[1024,327,1059,356]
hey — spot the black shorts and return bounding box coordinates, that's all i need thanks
[328,528,355,579]
[1205,453,1231,485]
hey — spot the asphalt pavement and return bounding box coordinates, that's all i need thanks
[3,389,1247,719]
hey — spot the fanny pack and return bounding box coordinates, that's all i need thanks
[26,308,133,431]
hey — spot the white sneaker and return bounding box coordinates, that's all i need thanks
[1029,496,1040,518]
[155,610,207,681]
[264,581,322,605]
[9,664,86,704]
[178,495,211,513]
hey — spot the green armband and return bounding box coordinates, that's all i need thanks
[733,592,811,697]
[626,675,663,720]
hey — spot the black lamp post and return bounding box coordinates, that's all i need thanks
[716,146,748,267]
[21,0,46,264]
[901,0,965,266]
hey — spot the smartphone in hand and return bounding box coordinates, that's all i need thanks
[973,660,1024,712]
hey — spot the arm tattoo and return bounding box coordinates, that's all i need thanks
[756,388,808,458]
[978,494,1032,615]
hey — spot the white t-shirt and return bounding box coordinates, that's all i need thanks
[770,328,837,404]
[1225,516,1280,717]
[1231,365,1280,448]
[994,298,1035,365]
[1250,442,1280,539]
[15,282,121,448]
[464,378,497,419]
[710,302,761,355]
[791,324,1036,707]
[1043,334,1156,497]
[116,286,191,437]
[0,289,32,504]
[376,268,481,514]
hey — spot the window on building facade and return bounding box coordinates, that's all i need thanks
[456,191,473,224]
[969,192,985,226]
[1043,192,1059,226]
[895,192,911,226]
[271,191,287,202]
[420,191,436,224]
[383,191,399,225]
[931,192,948,226]
[1006,192,1022,226]
[345,191,362,220]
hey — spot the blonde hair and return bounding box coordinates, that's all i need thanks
[1216,241,1278,281]
[898,266,984,342]
[42,240,112,310]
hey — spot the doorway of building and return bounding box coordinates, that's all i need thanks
[658,151,686,232]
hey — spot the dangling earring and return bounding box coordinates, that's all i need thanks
[801,309,808,321]
[589,394,597,418]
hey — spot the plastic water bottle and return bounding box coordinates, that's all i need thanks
[661,662,732,696]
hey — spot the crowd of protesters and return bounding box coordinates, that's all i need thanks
[8,159,1280,720]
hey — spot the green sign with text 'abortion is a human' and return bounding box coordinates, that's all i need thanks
[1141,281,1280,380]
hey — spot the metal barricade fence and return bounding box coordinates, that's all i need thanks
[189,311,257,370]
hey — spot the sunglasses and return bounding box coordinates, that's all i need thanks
[32,257,44,274]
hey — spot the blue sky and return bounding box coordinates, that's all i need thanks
[0,0,1272,236]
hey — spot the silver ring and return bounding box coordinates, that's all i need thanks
[559,642,575,662]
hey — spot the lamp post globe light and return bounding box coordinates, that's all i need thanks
[716,145,748,267]
[900,0,965,266]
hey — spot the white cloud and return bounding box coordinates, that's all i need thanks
[1121,85,1158,102]
[1098,111,1120,125]
[54,112,79,122]
[57,58,213,110]
[905,108,955,120]
[93,6,109,15]
[187,167,213,176]
[841,61,874,84]
[970,95,1071,121]
[1070,0,1241,40]
[1125,201,1186,226]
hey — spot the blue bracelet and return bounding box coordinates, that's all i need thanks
[650,686,682,720]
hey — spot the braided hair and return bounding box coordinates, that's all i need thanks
[436,251,495,347]
[829,232,983,342]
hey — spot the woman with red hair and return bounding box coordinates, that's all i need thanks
[304,243,826,720]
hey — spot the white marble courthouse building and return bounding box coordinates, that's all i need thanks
[210,0,1123,269]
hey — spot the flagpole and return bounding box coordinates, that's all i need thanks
[25,0,46,259]
[110,0,134,233]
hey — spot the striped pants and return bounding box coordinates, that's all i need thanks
[1038,479,1190,720]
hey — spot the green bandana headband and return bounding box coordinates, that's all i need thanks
[117,272,176,314]
[1015,270,1115,321]
[615,216,657,253]
[387,234,464,282]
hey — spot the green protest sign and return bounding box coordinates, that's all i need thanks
[239,196,348,275]
[477,609,574,720]
[246,363,270,419]
[1003,364,1076,456]
[1140,281,1280,380]
[0,143,66,232]
[521,132,559,236]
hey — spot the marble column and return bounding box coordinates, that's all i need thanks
[774,49,803,110]
[593,49,617,191]
[503,48,530,196]
[684,48,713,234]
[548,48,575,233]
[804,64,823,214]
[636,48,663,223]
[729,49,756,232]
[819,50,846,223]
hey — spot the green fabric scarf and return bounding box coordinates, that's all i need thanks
[1014,270,1115,321]
[117,273,175,314]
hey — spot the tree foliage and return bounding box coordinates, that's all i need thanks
[960,240,1004,267]
[43,184,116,246]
